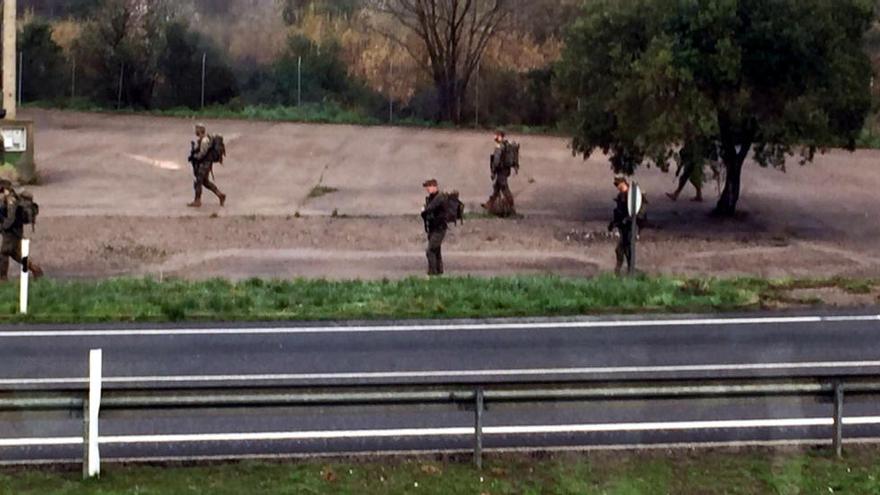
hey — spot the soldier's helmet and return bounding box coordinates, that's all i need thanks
[613,176,629,187]
[0,180,12,192]
[195,123,207,133]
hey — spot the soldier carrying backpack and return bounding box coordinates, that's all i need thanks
[187,123,227,208]
[420,179,464,276]
[0,181,43,281]
[482,129,520,217]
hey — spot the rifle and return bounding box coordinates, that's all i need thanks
[188,141,199,168]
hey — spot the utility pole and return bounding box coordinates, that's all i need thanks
[3,0,17,119]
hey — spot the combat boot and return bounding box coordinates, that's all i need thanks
[219,193,227,207]
[28,261,43,279]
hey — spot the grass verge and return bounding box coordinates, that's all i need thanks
[2,448,880,494]
[0,275,873,324]
[23,100,560,135]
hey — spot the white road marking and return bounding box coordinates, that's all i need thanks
[0,314,877,338]
[123,153,182,171]
[3,416,880,448]
[4,360,880,386]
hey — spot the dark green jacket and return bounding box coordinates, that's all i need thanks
[422,192,448,233]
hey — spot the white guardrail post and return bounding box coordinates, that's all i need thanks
[82,349,103,479]
[19,239,29,314]
[833,382,845,458]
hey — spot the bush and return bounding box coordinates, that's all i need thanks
[262,33,385,117]
[459,65,563,129]
[155,21,239,109]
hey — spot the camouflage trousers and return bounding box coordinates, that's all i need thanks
[614,231,633,275]
[193,162,223,199]
[486,174,515,217]
[0,233,41,280]
[426,230,446,276]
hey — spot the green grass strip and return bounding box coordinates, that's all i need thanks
[0,274,862,324]
[3,448,880,494]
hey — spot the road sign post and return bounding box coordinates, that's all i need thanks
[627,182,642,276]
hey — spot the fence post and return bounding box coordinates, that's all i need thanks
[71,56,76,99]
[297,56,302,107]
[82,349,103,479]
[19,239,29,314]
[475,59,480,128]
[200,52,207,109]
[116,63,124,109]
[474,388,484,470]
[833,382,844,458]
[388,59,394,124]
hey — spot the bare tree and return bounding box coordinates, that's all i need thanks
[368,0,510,123]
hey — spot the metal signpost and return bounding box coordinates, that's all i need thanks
[627,182,642,276]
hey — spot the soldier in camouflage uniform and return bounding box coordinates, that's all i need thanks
[0,180,43,281]
[667,140,705,202]
[421,179,447,276]
[482,130,517,216]
[188,123,226,208]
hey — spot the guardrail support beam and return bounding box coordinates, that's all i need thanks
[474,388,484,470]
[833,383,844,458]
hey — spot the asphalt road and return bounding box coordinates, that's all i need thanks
[2,310,880,463]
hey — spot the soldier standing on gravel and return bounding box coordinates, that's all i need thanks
[667,140,705,203]
[608,177,635,276]
[0,180,43,281]
[188,123,226,208]
[421,179,448,276]
[482,129,518,216]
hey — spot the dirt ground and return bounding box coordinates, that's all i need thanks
[15,109,880,287]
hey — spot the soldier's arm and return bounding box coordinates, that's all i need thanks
[194,137,211,161]
[0,200,16,231]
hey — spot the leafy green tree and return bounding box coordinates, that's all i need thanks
[18,20,67,102]
[558,0,874,215]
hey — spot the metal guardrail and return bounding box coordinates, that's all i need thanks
[2,350,880,478]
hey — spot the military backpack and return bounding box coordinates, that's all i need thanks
[443,191,465,225]
[504,141,521,172]
[16,191,38,230]
[207,134,227,164]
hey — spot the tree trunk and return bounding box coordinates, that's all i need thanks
[436,77,462,123]
[714,154,745,217]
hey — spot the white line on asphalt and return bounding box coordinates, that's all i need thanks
[4,360,880,386]
[3,416,880,448]
[0,314,877,338]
